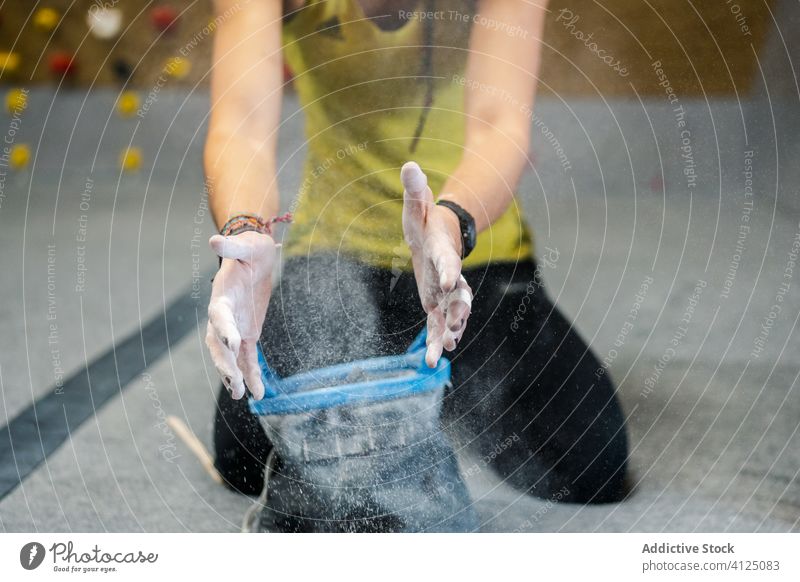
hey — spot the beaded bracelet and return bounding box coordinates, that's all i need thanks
[220,212,293,237]
[214,212,293,271]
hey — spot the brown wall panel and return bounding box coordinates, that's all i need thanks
[0,0,775,96]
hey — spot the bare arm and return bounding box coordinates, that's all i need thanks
[438,0,547,235]
[203,0,285,400]
[402,1,547,365]
[205,0,284,228]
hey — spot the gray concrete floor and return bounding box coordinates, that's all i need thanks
[0,82,798,531]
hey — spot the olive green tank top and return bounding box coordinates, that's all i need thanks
[281,0,533,269]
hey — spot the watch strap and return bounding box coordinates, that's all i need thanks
[436,199,476,259]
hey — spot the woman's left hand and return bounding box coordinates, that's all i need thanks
[401,162,473,367]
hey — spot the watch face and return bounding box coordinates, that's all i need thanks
[465,223,476,256]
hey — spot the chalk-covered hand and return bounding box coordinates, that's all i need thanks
[401,162,473,368]
[206,231,278,400]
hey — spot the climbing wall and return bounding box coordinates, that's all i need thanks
[0,1,213,87]
[0,0,779,174]
[0,0,776,94]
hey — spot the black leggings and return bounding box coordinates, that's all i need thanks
[214,255,629,503]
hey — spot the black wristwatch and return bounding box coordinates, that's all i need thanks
[436,199,477,259]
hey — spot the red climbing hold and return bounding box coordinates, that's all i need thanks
[49,52,77,77]
[151,5,179,33]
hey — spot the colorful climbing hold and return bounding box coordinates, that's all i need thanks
[116,91,140,118]
[9,144,31,169]
[5,88,28,114]
[0,52,20,76]
[111,58,133,82]
[163,56,191,79]
[87,7,123,40]
[120,147,142,171]
[49,52,77,77]
[33,7,60,32]
[151,5,179,33]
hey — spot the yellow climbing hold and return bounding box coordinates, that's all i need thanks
[163,56,191,79]
[9,144,31,169]
[33,7,60,32]
[120,147,142,171]
[5,88,28,114]
[116,91,140,118]
[0,52,21,75]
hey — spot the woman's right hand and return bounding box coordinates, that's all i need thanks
[205,230,278,400]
